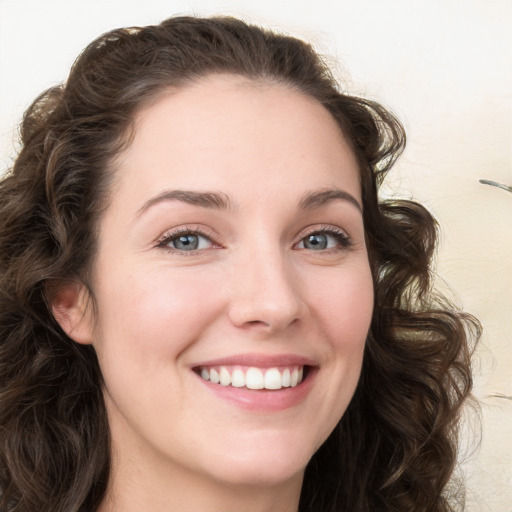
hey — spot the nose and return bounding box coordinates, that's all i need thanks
[227,247,306,334]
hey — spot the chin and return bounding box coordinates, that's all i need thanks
[210,458,306,488]
[194,430,318,488]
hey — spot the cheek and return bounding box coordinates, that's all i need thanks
[307,262,374,347]
[298,263,373,442]
[93,268,224,365]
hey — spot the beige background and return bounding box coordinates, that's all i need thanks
[1,0,511,509]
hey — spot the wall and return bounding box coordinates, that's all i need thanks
[1,0,511,509]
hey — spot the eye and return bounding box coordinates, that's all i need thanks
[157,229,214,252]
[296,228,351,251]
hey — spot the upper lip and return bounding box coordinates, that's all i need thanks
[192,353,318,369]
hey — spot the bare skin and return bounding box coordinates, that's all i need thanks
[54,75,373,512]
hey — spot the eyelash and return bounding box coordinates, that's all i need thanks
[155,225,353,254]
[296,225,353,252]
[155,226,217,254]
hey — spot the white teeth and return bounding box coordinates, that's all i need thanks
[219,367,231,386]
[210,368,220,384]
[264,368,282,390]
[282,368,291,387]
[290,368,299,387]
[198,365,306,390]
[245,367,264,389]
[231,368,245,387]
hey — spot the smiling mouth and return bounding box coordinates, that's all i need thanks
[195,365,308,390]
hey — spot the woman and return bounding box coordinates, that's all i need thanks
[0,15,479,512]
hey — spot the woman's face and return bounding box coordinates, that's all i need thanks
[74,76,374,490]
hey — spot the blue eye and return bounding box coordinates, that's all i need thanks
[160,232,213,251]
[297,230,350,251]
[302,233,330,250]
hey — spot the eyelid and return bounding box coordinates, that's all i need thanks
[154,225,222,252]
[294,224,353,250]
[154,223,353,253]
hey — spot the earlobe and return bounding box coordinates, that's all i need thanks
[50,281,94,345]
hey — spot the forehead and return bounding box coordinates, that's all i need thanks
[112,75,361,207]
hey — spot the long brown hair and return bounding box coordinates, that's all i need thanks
[0,16,480,511]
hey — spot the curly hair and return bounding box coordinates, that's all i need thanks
[0,15,479,512]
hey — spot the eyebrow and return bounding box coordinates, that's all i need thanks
[298,188,362,212]
[137,189,235,217]
[136,186,362,218]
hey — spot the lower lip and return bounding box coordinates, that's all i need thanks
[195,368,317,412]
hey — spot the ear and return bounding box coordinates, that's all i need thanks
[50,281,94,345]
